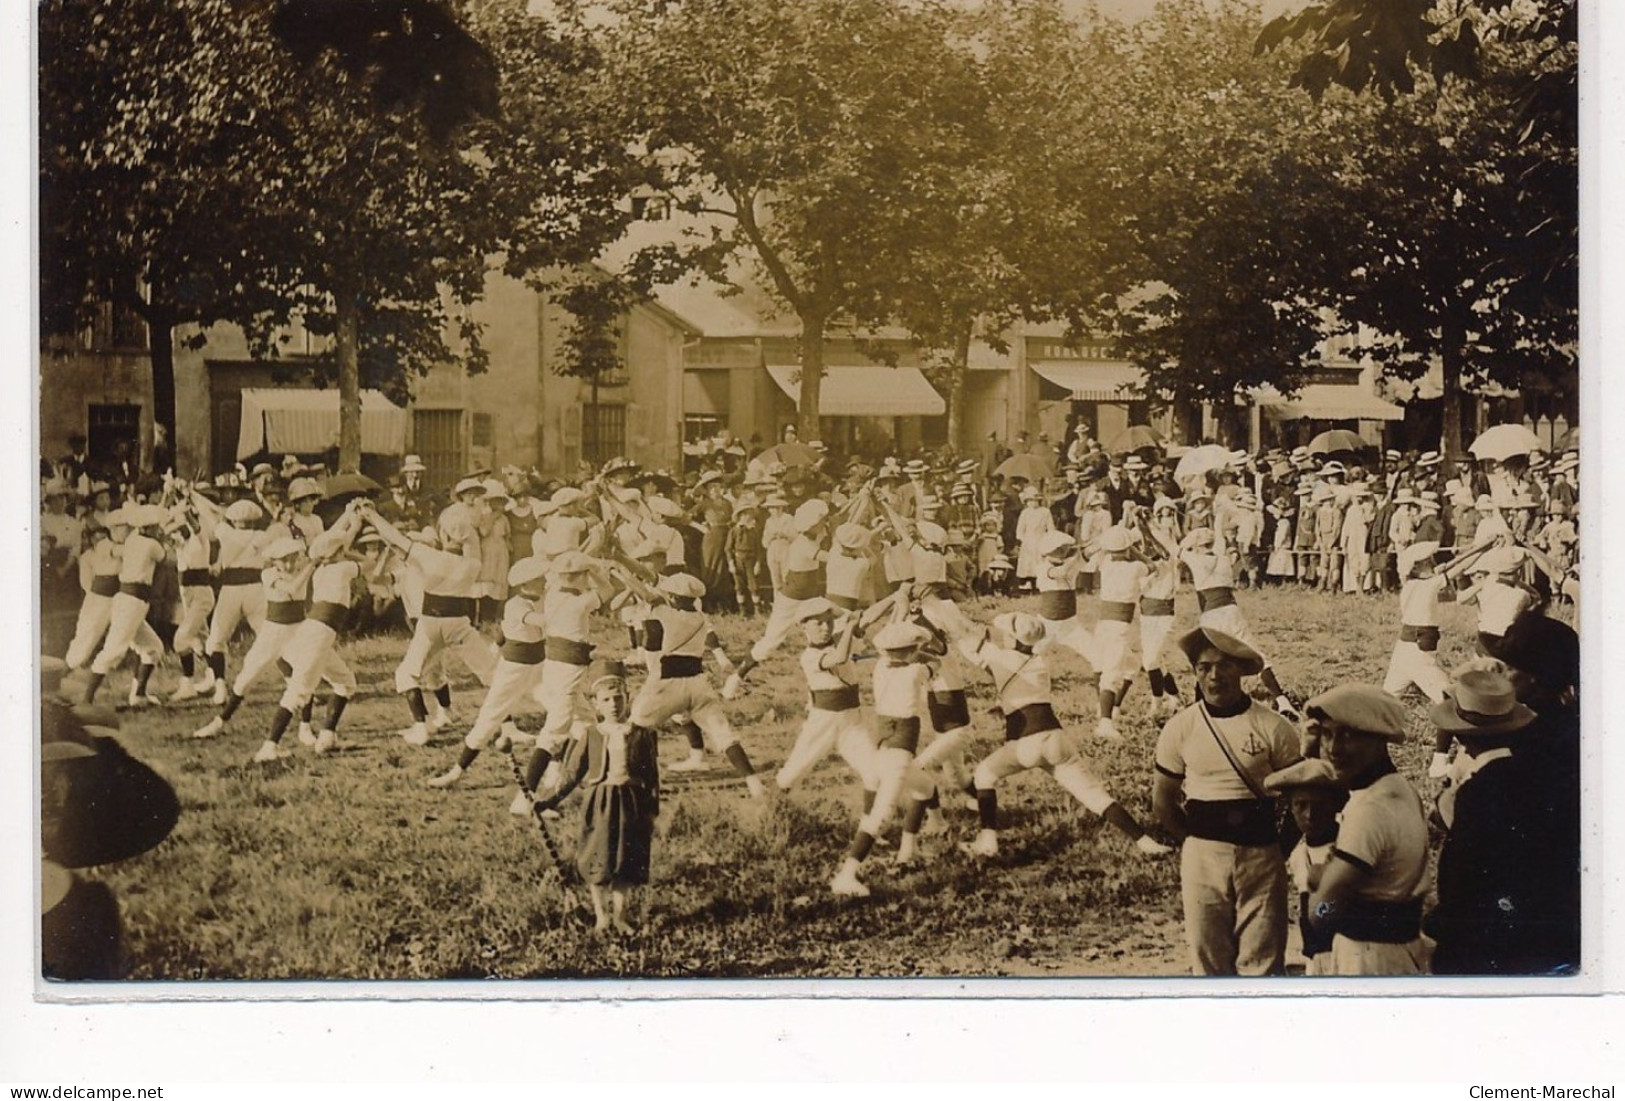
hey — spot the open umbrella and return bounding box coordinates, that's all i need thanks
[316,471,383,525]
[1105,425,1164,455]
[1171,444,1236,485]
[1306,429,1366,456]
[994,452,1054,483]
[1469,423,1543,463]
[757,442,819,468]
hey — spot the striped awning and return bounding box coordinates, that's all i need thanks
[236,388,408,459]
[1252,383,1404,422]
[766,364,945,416]
[1029,360,1144,401]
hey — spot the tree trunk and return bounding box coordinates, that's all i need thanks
[1169,397,1201,446]
[336,286,362,474]
[797,311,827,442]
[141,301,178,475]
[945,318,972,454]
[1439,314,1466,462]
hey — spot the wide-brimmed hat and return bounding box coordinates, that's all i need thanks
[794,596,840,622]
[263,536,305,562]
[874,621,931,652]
[1263,758,1341,796]
[1030,529,1071,558]
[453,477,486,498]
[915,521,948,549]
[657,572,705,600]
[1318,461,1346,478]
[1305,684,1409,743]
[287,477,322,503]
[1430,669,1537,737]
[551,486,588,509]
[956,459,980,476]
[41,731,180,869]
[1177,626,1264,676]
[481,478,510,502]
[401,454,427,474]
[1123,455,1149,472]
[903,459,929,476]
[987,554,1014,571]
[1417,451,1442,468]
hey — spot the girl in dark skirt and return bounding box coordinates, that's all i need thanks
[535,659,659,935]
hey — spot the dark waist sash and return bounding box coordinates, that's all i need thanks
[1099,599,1136,623]
[928,688,970,732]
[219,567,260,586]
[1399,624,1441,651]
[782,567,825,600]
[545,637,594,666]
[1140,596,1176,617]
[421,593,475,619]
[179,569,212,587]
[501,638,547,665]
[810,685,860,712]
[89,576,120,598]
[309,601,351,632]
[828,592,862,611]
[1038,588,1076,620]
[1197,587,1237,612]
[117,581,153,602]
[266,600,306,625]
[1184,798,1278,847]
[660,655,704,678]
[1004,702,1062,741]
[1338,896,1424,944]
[876,715,921,753]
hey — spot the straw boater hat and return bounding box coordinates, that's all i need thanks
[1417,451,1442,468]
[1393,488,1418,506]
[956,459,980,477]
[903,459,929,476]
[987,554,1014,571]
[1263,757,1341,796]
[695,470,724,489]
[1176,626,1264,676]
[1304,684,1409,743]
[991,612,1046,650]
[1319,461,1346,479]
[453,476,486,498]
[1123,455,1149,473]
[1429,669,1537,738]
[874,621,931,652]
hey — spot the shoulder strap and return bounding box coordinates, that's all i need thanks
[1196,701,1270,802]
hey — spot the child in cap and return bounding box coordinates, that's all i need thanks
[1263,758,1347,976]
[193,534,312,745]
[1031,529,1099,672]
[1092,525,1148,742]
[830,620,940,897]
[775,599,876,798]
[79,506,168,708]
[631,572,767,798]
[252,506,368,761]
[957,612,1169,859]
[64,522,121,673]
[534,660,659,935]
[425,554,553,789]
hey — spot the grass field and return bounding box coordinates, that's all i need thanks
[61,584,1572,981]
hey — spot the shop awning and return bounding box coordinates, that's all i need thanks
[766,364,945,416]
[1252,383,1404,422]
[237,388,408,460]
[1029,360,1144,401]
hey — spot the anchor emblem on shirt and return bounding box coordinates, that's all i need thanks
[1240,730,1268,756]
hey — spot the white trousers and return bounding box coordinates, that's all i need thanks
[232,620,300,696]
[207,584,265,654]
[65,593,114,670]
[89,593,163,675]
[749,593,814,664]
[277,621,357,712]
[173,585,216,657]
[777,706,876,789]
[1037,614,1098,668]
[463,658,545,750]
[1382,640,1450,703]
[1140,614,1175,673]
[630,674,736,751]
[393,615,497,694]
[1093,618,1138,691]
[972,729,1113,815]
[533,658,590,748]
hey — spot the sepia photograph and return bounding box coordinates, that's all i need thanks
[31,0,1587,991]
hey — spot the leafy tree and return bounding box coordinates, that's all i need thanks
[593,0,993,440]
[39,0,317,470]
[1087,1,1367,444]
[1259,0,1577,456]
